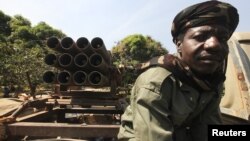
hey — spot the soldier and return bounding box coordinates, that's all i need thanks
[118,1,239,141]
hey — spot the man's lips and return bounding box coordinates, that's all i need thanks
[197,55,223,62]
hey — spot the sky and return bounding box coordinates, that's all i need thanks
[0,0,249,53]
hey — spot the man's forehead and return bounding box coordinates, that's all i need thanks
[187,25,230,35]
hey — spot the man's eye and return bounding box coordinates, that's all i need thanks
[193,34,207,41]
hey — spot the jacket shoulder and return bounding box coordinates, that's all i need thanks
[136,66,172,88]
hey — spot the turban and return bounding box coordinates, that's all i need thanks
[171,0,239,43]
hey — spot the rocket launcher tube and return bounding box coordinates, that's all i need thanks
[76,37,94,54]
[61,37,79,55]
[57,71,72,85]
[44,53,58,66]
[91,37,111,64]
[58,53,74,68]
[73,71,87,85]
[47,37,64,52]
[89,53,109,74]
[74,53,88,68]
[88,71,109,86]
[43,71,57,83]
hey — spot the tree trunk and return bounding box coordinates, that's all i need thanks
[26,72,36,99]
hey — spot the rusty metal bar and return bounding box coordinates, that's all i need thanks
[7,122,120,138]
[58,89,117,98]
[47,98,119,106]
[16,111,53,122]
[54,107,123,115]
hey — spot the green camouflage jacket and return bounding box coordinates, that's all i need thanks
[118,66,222,141]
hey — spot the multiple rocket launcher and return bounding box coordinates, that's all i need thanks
[43,36,113,87]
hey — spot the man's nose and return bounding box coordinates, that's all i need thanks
[204,36,221,50]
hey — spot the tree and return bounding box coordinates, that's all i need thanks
[0,11,11,36]
[0,11,13,85]
[111,34,168,87]
[111,34,168,66]
[0,11,65,96]
[32,21,65,47]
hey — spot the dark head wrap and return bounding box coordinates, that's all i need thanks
[171,0,239,43]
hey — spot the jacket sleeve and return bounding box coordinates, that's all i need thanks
[133,84,174,141]
[118,67,174,141]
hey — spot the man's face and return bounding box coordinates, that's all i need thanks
[179,25,229,75]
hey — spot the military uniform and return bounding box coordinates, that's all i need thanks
[118,67,222,141]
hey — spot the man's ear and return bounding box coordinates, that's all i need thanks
[176,41,182,53]
[176,41,181,47]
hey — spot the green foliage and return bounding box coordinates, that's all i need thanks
[32,22,65,46]
[111,34,168,87]
[10,15,31,30]
[0,11,65,94]
[111,34,168,66]
[0,11,11,36]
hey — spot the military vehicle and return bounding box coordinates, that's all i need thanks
[0,33,249,141]
[220,32,250,124]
